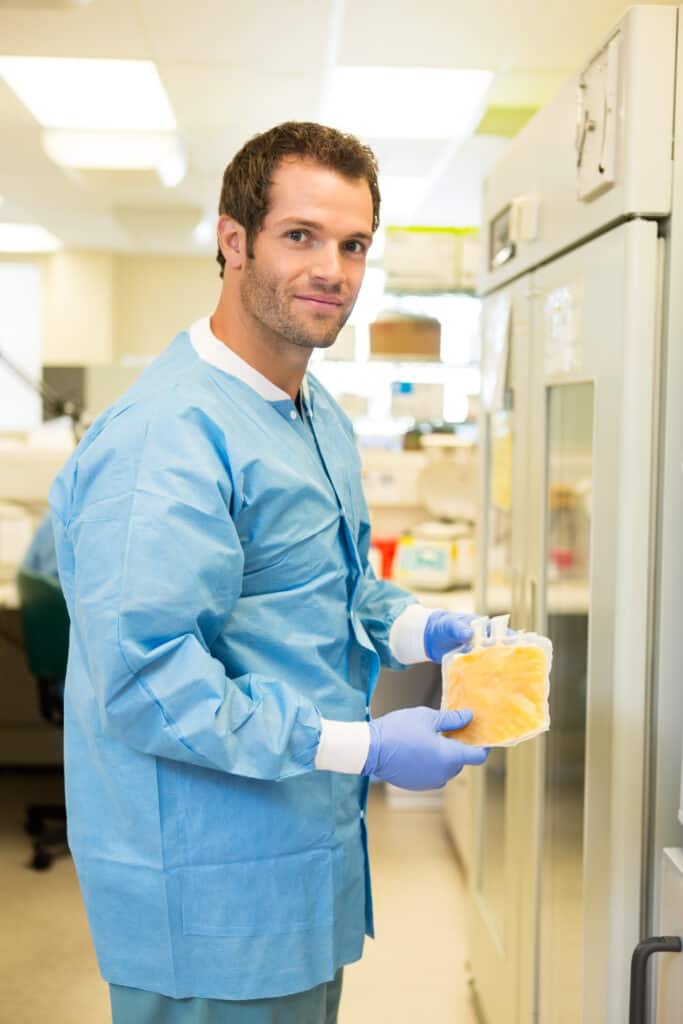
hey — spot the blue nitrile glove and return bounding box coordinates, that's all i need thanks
[362,707,488,790]
[424,610,477,662]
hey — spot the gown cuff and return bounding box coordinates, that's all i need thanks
[388,603,432,664]
[314,718,371,774]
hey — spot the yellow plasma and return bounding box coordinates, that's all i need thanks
[444,643,549,746]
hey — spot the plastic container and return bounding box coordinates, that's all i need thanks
[441,614,553,747]
[371,535,399,579]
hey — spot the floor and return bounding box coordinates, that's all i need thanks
[0,770,479,1024]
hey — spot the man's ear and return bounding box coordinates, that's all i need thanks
[217,215,247,270]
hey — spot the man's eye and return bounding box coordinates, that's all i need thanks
[344,240,365,255]
[288,230,307,242]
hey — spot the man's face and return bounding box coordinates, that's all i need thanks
[239,158,374,351]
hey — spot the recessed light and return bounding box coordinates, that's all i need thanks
[323,67,494,141]
[0,223,62,252]
[0,57,176,132]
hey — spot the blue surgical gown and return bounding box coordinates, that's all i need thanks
[49,330,416,1001]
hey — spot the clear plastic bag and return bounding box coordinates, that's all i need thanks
[441,614,553,747]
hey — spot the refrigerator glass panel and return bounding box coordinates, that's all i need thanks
[478,399,514,942]
[539,382,593,1023]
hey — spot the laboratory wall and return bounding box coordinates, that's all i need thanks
[2,249,220,369]
[43,250,113,365]
[113,252,219,360]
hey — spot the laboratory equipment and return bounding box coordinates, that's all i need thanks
[393,523,474,590]
[393,434,476,590]
[467,7,683,1022]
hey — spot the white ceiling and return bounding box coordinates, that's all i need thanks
[0,0,674,253]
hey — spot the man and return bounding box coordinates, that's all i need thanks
[50,122,488,1024]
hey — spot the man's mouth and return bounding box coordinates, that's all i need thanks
[295,294,343,310]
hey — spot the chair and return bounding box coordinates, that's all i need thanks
[16,568,70,870]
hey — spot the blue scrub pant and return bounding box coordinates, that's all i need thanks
[109,969,343,1024]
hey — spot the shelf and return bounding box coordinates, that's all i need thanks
[404,581,589,617]
[404,587,476,614]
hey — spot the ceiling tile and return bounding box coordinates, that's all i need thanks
[339,0,666,72]
[0,121,128,243]
[486,69,569,108]
[475,107,538,138]
[139,0,335,69]
[0,78,36,123]
[113,203,204,243]
[0,1,97,8]
[160,63,322,132]
[0,0,148,58]
[414,135,510,227]
[182,125,257,177]
[364,138,451,178]
[73,167,165,192]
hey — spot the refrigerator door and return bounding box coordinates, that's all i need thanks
[646,21,683,973]
[525,218,662,1024]
[467,273,534,1023]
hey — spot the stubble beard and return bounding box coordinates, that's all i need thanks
[240,260,350,352]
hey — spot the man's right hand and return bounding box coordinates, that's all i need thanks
[362,707,488,791]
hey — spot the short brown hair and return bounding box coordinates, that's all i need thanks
[216,121,380,275]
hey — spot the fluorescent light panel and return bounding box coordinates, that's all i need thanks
[43,130,177,169]
[324,67,494,141]
[42,129,187,187]
[0,57,176,132]
[0,223,62,252]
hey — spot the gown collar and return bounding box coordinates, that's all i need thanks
[189,316,311,406]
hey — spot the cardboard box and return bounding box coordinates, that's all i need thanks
[369,315,441,361]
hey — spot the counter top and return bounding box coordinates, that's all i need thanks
[408,587,476,614]
[406,580,589,617]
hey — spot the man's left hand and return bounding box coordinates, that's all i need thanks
[423,610,477,663]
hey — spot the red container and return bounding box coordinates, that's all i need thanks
[372,536,399,579]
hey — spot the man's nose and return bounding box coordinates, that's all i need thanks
[310,242,344,284]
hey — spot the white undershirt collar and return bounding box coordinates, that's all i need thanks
[189,316,309,404]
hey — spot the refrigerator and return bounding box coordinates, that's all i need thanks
[467,7,683,1022]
